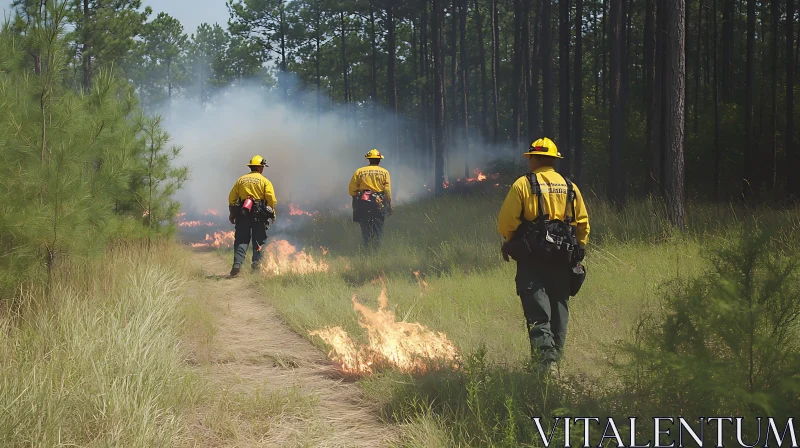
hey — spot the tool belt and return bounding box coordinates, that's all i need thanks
[503,174,583,268]
[353,190,386,223]
[232,198,275,224]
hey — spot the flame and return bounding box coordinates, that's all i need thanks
[413,271,428,291]
[320,246,329,255]
[465,169,491,183]
[205,209,220,216]
[175,212,186,218]
[289,203,317,217]
[191,230,235,248]
[260,240,329,276]
[309,288,459,374]
[178,220,215,227]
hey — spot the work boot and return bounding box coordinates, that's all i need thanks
[536,360,559,379]
[229,267,240,278]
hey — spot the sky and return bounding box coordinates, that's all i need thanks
[0,0,230,36]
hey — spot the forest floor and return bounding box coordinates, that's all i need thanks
[180,251,398,447]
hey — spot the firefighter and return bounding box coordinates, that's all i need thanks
[227,155,277,277]
[349,149,393,249]
[497,137,590,372]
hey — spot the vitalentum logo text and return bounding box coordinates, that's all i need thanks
[530,417,798,448]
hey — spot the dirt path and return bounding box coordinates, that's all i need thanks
[182,251,398,447]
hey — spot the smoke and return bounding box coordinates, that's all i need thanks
[163,76,505,221]
[166,82,423,217]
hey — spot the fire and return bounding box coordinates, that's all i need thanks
[191,230,235,248]
[205,209,220,216]
[465,169,491,183]
[178,220,215,227]
[260,240,329,276]
[413,271,428,291]
[320,246,329,255]
[309,288,459,374]
[289,203,317,217]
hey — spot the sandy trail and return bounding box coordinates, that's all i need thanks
[182,250,398,447]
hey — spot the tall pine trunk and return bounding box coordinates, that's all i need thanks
[645,0,659,191]
[593,0,599,105]
[664,0,686,227]
[694,0,702,133]
[491,0,501,142]
[721,0,733,100]
[460,0,470,176]
[602,0,608,108]
[512,0,524,146]
[474,0,489,137]
[542,0,554,137]
[769,0,779,190]
[434,0,447,194]
[559,0,571,174]
[743,0,755,197]
[529,0,542,141]
[370,2,378,105]
[574,0,584,181]
[788,0,797,198]
[388,2,399,156]
[340,11,350,109]
[450,0,459,138]
[81,0,91,91]
[713,0,721,199]
[609,0,625,205]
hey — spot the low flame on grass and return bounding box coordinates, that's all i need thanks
[413,271,429,291]
[309,288,459,374]
[260,240,329,276]
[289,204,317,217]
[191,230,235,248]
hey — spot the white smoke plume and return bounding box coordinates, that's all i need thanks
[165,82,432,218]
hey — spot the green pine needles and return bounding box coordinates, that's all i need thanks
[0,3,187,301]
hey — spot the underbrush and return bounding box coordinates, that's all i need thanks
[0,241,200,447]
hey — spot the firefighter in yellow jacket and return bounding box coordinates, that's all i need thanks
[349,149,393,248]
[497,137,590,371]
[227,155,278,277]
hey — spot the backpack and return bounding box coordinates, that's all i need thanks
[505,173,580,266]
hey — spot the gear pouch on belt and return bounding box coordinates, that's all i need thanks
[569,264,587,296]
[504,220,538,261]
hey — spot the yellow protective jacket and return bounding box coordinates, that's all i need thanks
[497,167,590,246]
[228,172,278,208]
[348,165,392,201]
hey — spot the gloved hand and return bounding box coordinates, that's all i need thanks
[264,205,275,218]
[387,206,394,216]
[229,214,236,225]
[501,242,510,262]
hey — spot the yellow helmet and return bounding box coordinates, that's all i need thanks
[365,149,385,159]
[524,137,563,159]
[247,155,268,167]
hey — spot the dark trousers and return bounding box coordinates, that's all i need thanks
[516,261,571,364]
[359,214,385,249]
[232,218,268,270]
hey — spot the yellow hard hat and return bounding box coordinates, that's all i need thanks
[247,155,268,167]
[365,149,384,159]
[524,137,563,159]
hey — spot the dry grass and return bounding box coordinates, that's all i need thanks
[0,240,201,447]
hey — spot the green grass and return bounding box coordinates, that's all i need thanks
[256,191,800,446]
[0,241,201,447]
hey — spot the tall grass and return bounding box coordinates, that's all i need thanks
[0,241,200,447]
